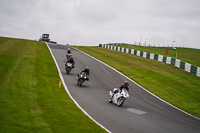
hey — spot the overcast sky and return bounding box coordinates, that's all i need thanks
[0,0,200,48]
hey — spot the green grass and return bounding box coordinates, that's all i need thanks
[117,44,200,67]
[0,37,107,133]
[74,46,200,118]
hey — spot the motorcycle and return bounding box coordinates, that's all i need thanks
[65,63,73,75]
[66,53,72,60]
[109,88,129,107]
[77,72,89,87]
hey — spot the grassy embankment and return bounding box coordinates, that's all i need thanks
[75,46,200,118]
[0,37,107,133]
[117,44,200,67]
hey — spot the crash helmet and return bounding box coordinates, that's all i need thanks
[68,48,70,50]
[124,81,129,86]
[86,66,89,69]
[113,88,118,93]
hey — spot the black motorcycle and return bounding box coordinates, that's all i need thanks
[77,72,89,87]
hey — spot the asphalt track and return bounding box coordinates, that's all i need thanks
[48,43,200,133]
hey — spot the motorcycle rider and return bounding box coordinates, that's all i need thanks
[65,56,75,68]
[119,81,129,92]
[66,48,72,59]
[111,81,129,98]
[78,66,90,81]
[67,48,71,54]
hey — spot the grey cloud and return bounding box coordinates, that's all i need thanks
[0,0,200,48]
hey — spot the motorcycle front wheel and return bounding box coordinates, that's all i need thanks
[78,79,83,87]
[108,97,112,103]
[117,97,125,107]
[77,78,80,85]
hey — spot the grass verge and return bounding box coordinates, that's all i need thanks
[117,44,200,67]
[74,46,200,118]
[0,37,107,133]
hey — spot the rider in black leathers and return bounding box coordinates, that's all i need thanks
[65,56,75,68]
[112,81,129,96]
[119,81,129,92]
[67,48,71,54]
[66,48,72,59]
[78,66,90,81]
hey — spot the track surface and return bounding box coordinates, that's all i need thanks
[48,43,200,133]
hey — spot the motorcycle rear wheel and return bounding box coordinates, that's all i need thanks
[79,82,82,87]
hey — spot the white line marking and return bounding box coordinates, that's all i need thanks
[74,47,200,121]
[127,108,147,115]
[46,43,111,133]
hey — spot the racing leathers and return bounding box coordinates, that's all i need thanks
[78,68,90,81]
[65,57,75,68]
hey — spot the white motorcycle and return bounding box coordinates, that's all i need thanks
[109,88,129,107]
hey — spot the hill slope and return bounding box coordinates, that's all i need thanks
[0,37,106,133]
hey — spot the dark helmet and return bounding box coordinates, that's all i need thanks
[124,81,129,86]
